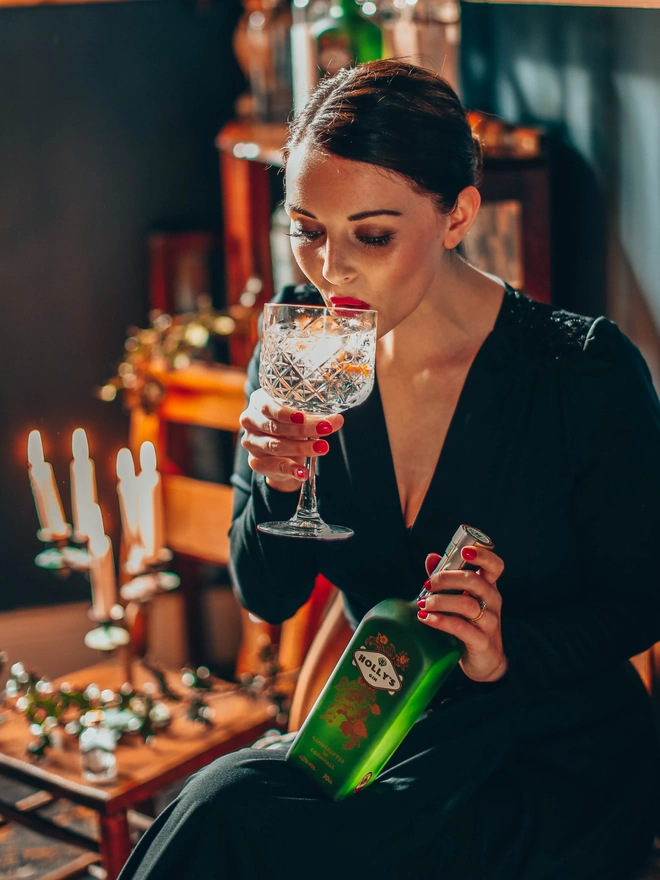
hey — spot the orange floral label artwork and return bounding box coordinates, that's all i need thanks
[320,633,409,750]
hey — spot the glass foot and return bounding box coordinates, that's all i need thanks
[257,520,354,540]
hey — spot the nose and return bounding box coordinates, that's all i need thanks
[321,238,358,286]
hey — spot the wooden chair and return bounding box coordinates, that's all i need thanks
[127,360,336,677]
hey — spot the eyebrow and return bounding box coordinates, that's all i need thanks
[286,205,402,221]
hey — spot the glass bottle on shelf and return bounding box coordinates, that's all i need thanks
[233,0,293,122]
[380,0,461,95]
[291,0,384,113]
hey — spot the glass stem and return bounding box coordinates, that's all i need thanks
[293,456,323,525]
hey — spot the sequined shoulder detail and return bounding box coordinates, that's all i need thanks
[505,287,596,359]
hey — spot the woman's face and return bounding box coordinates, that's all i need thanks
[284,144,452,336]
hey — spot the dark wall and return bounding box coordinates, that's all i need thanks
[460,3,660,357]
[0,0,243,611]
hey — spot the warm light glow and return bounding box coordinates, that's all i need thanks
[70,428,98,539]
[99,384,117,402]
[116,448,136,483]
[214,316,236,335]
[27,430,68,537]
[116,447,140,547]
[89,530,110,559]
[86,503,106,551]
[173,353,191,370]
[27,430,45,467]
[72,427,90,461]
[126,543,147,574]
[139,441,157,473]
[136,442,164,564]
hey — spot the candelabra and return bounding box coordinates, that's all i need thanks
[34,527,90,575]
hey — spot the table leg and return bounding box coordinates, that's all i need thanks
[100,811,132,880]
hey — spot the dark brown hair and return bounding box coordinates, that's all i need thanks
[283,59,483,214]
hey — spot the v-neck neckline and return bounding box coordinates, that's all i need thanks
[375,283,514,536]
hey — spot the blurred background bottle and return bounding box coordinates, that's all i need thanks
[381,0,461,95]
[291,0,384,113]
[233,0,293,122]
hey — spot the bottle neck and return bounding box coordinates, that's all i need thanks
[339,0,363,21]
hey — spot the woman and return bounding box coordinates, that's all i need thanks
[119,60,660,880]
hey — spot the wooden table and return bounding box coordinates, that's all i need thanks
[0,661,294,879]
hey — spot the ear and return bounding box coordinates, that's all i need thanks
[442,186,481,250]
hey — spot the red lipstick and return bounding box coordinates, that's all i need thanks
[329,297,372,310]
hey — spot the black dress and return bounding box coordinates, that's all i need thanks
[119,283,660,880]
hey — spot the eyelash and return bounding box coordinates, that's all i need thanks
[286,230,394,249]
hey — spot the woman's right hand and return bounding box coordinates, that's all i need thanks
[239,388,344,492]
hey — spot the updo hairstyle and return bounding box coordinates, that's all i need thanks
[283,59,483,215]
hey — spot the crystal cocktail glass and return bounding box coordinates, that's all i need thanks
[257,303,377,540]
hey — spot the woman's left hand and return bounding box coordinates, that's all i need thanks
[418,545,508,683]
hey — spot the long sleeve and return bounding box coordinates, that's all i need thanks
[502,316,660,692]
[228,285,323,624]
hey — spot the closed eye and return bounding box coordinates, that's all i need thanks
[358,233,394,248]
[286,230,322,243]
[287,231,394,248]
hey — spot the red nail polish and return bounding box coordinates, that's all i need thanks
[423,579,431,591]
[312,440,329,454]
[427,553,442,572]
[462,546,477,561]
[418,610,429,620]
[290,412,305,424]
[316,421,333,435]
[417,598,426,608]
[295,467,307,479]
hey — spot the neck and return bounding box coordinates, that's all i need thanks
[377,256,506,374]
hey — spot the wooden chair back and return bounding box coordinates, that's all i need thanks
[127,361,336,677]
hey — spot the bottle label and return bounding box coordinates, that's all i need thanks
[319,633,409,751]
[354,650,401,692]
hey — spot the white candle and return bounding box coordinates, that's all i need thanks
[87,503,117,623]
[27,430,68,539]
[116,448,140,554]
[71,428,98,541]
[136,442,165,565]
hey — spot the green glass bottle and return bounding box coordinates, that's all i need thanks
[286,524,493,800]
[313,0,383,77]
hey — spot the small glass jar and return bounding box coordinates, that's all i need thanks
[79,710,118,784]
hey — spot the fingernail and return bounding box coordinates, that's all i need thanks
[295,467,307,479]
[316,421,333,435]
[417,598,426,608]
[418,610,429,620]
[462,546,477,561]
[312,440,329,454]
[290,412,305,424]
[423,579,431,591]
[426,553,442,573]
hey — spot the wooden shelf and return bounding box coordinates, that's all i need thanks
[215,121,288,168]
[215,115,547,167]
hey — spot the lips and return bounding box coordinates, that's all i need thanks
[329,297,372,310]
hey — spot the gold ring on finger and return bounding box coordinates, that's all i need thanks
[470,599,487,623]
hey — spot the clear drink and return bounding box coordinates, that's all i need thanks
[257,303,377,540]
[260,319,376,415]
